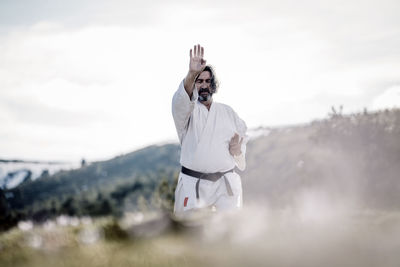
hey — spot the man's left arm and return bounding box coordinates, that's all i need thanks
[229,133,247,171]
[229,111,248,171]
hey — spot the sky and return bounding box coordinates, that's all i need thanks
[1,0,399,162]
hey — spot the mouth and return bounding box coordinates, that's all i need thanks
[198,88,211,101]
[199,89,210,95]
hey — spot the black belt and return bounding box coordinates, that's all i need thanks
[181,166,235,199]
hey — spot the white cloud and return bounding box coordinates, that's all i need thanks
[371,85,400,110]
[1,0,400,161]
[0,24,182,161]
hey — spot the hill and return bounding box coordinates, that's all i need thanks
[1,108,399,230]
[1,144,180,229]
[243,108,400,210]
[0,160,79,189]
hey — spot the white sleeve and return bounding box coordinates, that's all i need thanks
[234,153,246,171]
[171,79,198,144]
[233,110,248,171]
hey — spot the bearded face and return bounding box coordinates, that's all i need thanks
[195,70,213,102]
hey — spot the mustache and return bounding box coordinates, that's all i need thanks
[199,88,211,94]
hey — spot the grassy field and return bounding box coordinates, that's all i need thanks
[1,207,400,267]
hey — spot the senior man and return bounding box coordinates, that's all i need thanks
[172,44,248,216]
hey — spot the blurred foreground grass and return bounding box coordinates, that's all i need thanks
[1,208,400,267]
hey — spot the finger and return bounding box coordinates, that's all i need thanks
[197,44,200,57]
[230,133,238,141]
[229,138,236,146]
[234,133,239,142]
[230,143,240,149]
[190,49,192,59]
[201,46,204,58]
[194,45,197,57]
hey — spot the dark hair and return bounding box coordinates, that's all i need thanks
[196,65,219,93]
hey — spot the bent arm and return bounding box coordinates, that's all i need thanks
[184,44,207,98]
[234,153,246,171]
[172,79,198,143]
[172,44,205,143]
[233,112,248,171]
[183,71,198,99]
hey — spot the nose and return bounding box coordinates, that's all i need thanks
[202,81,211,88]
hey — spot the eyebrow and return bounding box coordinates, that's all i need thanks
[196,79,211,82]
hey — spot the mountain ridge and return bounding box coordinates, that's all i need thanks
[2,108,399,231]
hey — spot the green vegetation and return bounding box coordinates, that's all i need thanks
[1,108,400,267]
[243,108,400,209]
[1,144,180,231]
[1,108,400,232]
[1,209,400,267]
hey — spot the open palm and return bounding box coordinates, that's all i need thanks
[189,44,207,73]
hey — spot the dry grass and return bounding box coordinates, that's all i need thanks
[1,208,400,267]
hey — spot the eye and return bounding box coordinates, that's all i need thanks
[205,79,211,83]
[195,79,203,83]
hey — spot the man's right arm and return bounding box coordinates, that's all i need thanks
[184,44,207,98]
[171,44,207,143]
[172,79,198,143]
[183,71,197,98]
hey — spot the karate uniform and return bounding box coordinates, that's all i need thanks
[172,79,248,216]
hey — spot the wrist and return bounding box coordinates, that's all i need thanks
[188,70,200,77]
[231,149,242,157]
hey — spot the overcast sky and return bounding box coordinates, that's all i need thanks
[1,0,399,162]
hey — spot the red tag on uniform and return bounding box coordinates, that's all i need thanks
[184,197,189,207]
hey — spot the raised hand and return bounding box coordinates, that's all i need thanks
[189,44,207,74]
[229,133,243,156]
[184,44,207,95]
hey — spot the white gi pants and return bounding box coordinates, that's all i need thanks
[174,171,243,216]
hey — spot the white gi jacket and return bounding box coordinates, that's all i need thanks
[172,79,248,173]
[172,79,248,214]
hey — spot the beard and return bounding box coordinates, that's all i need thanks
[198,88,212,102]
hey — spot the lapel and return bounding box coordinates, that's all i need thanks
[197,101,217,144]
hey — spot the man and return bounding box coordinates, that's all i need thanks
[172,44,248,217]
